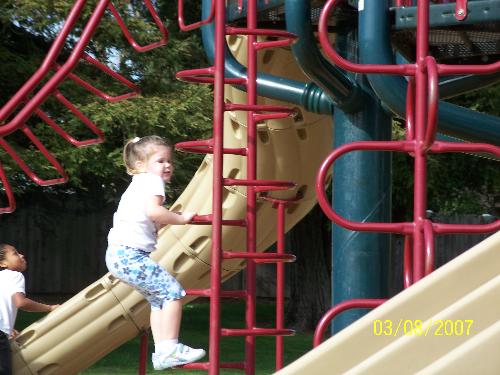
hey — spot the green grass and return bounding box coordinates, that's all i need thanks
[17,302,313,374]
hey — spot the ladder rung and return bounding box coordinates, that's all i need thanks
[176,67,247,85]
[223,179,295,193]
[181,361,245,370]
[191,214,247,227]
[221,328,295,337]
[176,139,247,156]
[223,251,296,263]
[225,103,294,114]
[186,289,247,299]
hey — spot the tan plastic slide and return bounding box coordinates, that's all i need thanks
[275,230,500,375]
[11,38,333,374]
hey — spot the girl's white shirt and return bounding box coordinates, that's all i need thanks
[0,269,25,335]
[108,172,165,252]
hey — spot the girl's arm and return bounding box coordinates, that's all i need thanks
[12,292,59,313]
[146,195,195,225]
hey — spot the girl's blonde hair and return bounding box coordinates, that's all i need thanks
[123,136,172,175]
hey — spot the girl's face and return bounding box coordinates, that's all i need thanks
[141,145,174,182]
[0,245,27,272]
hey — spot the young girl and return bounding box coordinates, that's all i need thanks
[105,135,205,370]
[0,244,59,375]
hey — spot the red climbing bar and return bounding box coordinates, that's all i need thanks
[313,299,386,347]
[108,0,168,52]
[138,331,148,375]
[1,0,111,137]
[0,163,15,214]
[178,0,215,31]
[403,235,413,289]
[0,0,88,125]
[60,54,140,102]
[0,127,68,186]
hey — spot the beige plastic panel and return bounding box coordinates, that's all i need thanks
[275,231,500,375]
[12,37,333,374]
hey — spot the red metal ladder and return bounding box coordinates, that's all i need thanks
[176,0,298,373]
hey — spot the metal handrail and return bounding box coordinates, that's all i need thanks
[108,0,169,52]
[178,0,216,31]
[313,299,386,347]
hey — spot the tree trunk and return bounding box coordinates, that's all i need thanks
[285,204,331,332]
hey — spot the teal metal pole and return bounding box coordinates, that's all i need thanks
[331,30,391,332]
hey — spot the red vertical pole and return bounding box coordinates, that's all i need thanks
[245,0,257,373]
[138,331,148,375]
[209,0,226,373]
[412,0,430,282]
[275,203,286,370]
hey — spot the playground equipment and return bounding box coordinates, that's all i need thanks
[277,230,500,374]
[2,0,499,374]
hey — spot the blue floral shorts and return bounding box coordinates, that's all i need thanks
[105,245,186,311]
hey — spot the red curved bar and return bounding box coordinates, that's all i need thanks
[432,221,500,235]
[52,91,106,144]
[405,78,415,142]
[318,0,415,75]
[223,251,296,263]
[225,27,297,50]
[423,219,435,276]
[316,141,415,234]
[424,57,438,149]
[178,0,215,31]
[224,178,295,193]
[60,53,140,102]
[0,0,88,123]
[225,103,295,114]
[0,163,16,214]
[190,214,247,227]
[437,61,500,76]
[176,67,247,85]
[0,0,111,138]
[403,235,413,289]
[429,141,500,156]
[108,0,168,52]
[35,109,103,147]
[0,128,68,186]
[176,139,247,155]
[313,299,386,347]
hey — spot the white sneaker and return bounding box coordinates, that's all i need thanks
[152,343,206,370]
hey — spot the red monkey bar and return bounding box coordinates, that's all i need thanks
[0,0,167,213]
[315,0,500,336]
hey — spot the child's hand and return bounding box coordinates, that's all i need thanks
[181,212,196,223]
[10,329,19,339]
[49,304,60,312]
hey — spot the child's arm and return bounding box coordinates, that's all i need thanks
[146,195,195,225]
[12,292,59,313]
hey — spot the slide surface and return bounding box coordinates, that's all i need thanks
[11,39,333,374]
[275,230,500,375]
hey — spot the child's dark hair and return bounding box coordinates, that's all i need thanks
[123,136,172,175]
[0,244,8,270]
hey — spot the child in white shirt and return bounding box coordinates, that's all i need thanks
[106,136,205,370]
[0,244,59,375]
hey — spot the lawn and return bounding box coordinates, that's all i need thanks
[16,302,314,374]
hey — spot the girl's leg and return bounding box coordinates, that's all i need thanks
[150,299,183,344]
